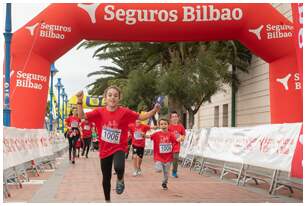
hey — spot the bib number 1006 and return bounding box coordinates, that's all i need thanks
[102,128,121,144]
[159,143,172,153]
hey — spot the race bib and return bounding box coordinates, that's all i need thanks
[134,131,143,140]
[71,121,78,128]
[84,125,90,130]
[102,127,121,144]
[159,143,172,154]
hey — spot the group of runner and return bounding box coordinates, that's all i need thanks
[64,108,98,164]
[128,112,185,182]
[67,85,185,202]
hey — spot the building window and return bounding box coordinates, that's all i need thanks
[214,106,219,127]
[223,104,229,127]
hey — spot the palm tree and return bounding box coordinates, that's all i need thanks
[79,40,252,128]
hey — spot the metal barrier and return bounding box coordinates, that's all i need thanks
[190,156,204,173]
[181,154,195,168]
[3,146,68,199]
[220,162,245,185]
[3,167,23,189]
[240,165,277,194]
[199,158,225,176]
[182,154,303,196]
[271,170,303,195]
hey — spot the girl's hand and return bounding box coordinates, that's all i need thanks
[154,103,161,113]
[76,91,84,102]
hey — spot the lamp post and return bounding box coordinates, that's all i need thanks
[49,64,58,131]
[64,93,68,118]
[56,78,63,131]
[61,87,65,133]
[3,3,12,126]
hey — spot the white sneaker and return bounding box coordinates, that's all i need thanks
[132,170,138,176]
[137,169,142,176]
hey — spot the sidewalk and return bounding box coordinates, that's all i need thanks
[4,151,303,203]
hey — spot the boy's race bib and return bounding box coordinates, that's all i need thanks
[134,131,143,140]
[102,127,121,144]
[159,143,172,154]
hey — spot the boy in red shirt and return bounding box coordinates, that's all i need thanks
[76,86,160,202]
[151,118,184,190]
[80,118,94,158]
[168,111,186,178]
[129,119,151,176]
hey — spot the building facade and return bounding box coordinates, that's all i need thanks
[193,4,293,128]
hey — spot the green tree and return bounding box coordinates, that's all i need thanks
[80,41,252,128]
[122,69,159,111]
[158,43,231,128]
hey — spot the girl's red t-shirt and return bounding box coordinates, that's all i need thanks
[80,121,93,138]
[65,116,81,137]
[65,116,81,128]
[86,107,139,159]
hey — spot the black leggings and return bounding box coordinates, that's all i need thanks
[68,135,79,159]
[82,138,91,156]
[100,151,125,201]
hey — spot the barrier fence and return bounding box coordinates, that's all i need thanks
[3,127,67,170]
[179,123,303,195]
[3,123,302,198]
[3,127,68,198]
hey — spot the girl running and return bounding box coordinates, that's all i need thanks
[80,118,94,158]
[76,85,160,202]
[64,107,81,164]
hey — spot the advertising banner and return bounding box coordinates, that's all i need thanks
[181,123,302,172]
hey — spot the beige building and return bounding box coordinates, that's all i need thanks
[193,4,293,129]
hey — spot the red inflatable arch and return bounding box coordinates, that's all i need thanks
[9,3,302,128]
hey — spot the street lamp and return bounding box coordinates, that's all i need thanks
[49,64,58,131]
[61,87,65,133]
[3,3,12,126]
[64,93,68,118]
[56,78,63,131]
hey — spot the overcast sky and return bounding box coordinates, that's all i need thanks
[8,3,113,98]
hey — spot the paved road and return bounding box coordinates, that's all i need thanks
[4,151,302,203]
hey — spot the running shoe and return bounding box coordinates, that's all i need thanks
[161,183,168,190]
[132,170,138,177]
[172,171,178,178]
[137,169,142,176]
[116,180,125,194]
